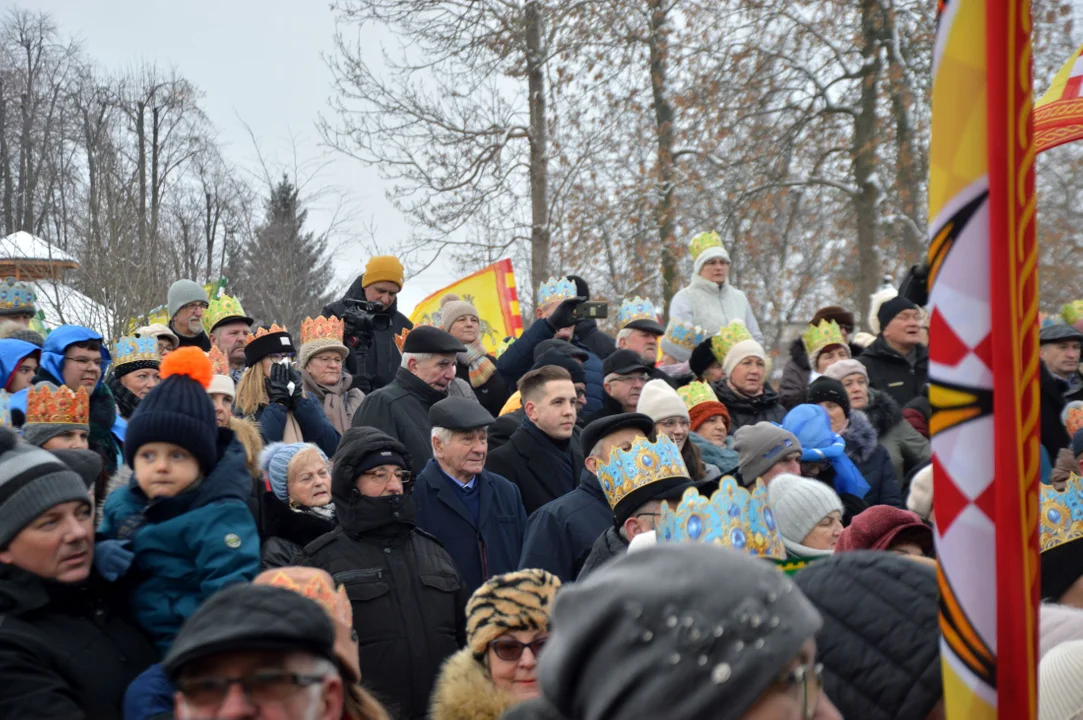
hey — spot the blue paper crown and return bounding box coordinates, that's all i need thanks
[0,277,36,314]
[112,335,161,368]
[536,277,577,307]
[596,434,689,510]
[657,477,786,560]
[1041,473,1083,553]
[663,320,707,352]
[617,296,658,328]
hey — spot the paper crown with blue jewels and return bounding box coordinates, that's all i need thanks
[112,335,161,368]
[0,277,36,316]
[657,477,786,560]
[617,296,658,328]
[536,277,577,307]
[596,434,689,511]
[663,320,707,352]
[1041,473,1083,553]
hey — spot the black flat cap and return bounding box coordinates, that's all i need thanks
[429,396,494,430]
[1040,323,1083,345]
[532,350,586,384]
[48,449,102,490]
[624,317,665,335]
[603,349,651,376]
[581,412,656,457]
[403,325,467,354]
[535,338,589,362]
[163,584,336,678]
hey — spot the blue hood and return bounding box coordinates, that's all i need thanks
[39,326,111,388]
[0,339,39,390]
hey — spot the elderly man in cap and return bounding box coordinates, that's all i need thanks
[166,279,211,351]
[733,422,803,487]
[517,412,656,582]
[582,349,654,425]
[858,296,928,407]
[351,325,466,474]
[413,397,527,594]
[163,584,345,720]
[615,296,664,366]
[0,428,157,718]
[1042,323,1083,403]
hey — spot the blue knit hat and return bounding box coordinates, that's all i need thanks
[124,347,218,474]
[260,442,329,502]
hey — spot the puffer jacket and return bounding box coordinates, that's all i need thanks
[429,648,521,720]
[712,382,786,432]
[794,551,942,720]
[862,389,931,486]
[669,274,763,343]
[842,410,903,508]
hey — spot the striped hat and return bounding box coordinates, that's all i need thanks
[0,427,87,547]
[466,569,561,657]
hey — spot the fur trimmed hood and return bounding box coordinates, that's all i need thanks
[842,410,878,463]
[430,648,523,720]
[861,388,902,437]
[229,415,264,479]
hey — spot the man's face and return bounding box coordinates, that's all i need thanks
[7,313,32,327]
[0,500,93,583]
[584,427,647,474]
[364,281,400,310]
[623,500,662,541]
[210,393,234,428]
[840,373,869,409]
[619,329,660,365]
[355,463,408,498]
[434,428,488,478]
[700,258,730,284]
[729,357,766,396]
[882,308,923,350]
[741,639,842,720]
[62,345,102,390]
[174,302,208,337]
[174,649,343,720]
[525,379,578,440]
[9,355,37,393]
[212,322,251,364]
[760,452,802,483]
[604,372,648,412]
[1041,340,1082,378]
[409,353,458,392]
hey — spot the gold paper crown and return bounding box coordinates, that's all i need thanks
[1067,404,1083,438]
[261,569,352,630]
[1063,300,1083,326]
[26,384,90,425]
[801,319,847,359]
[301,315,345,345]
[596,434,689,510]
[677,381,719,410]
[207,346,230,376]
[393,327,411,353]
[709,321,753,364]
[1041,475,1083,553]
[112,335,160,368]
[688,231,724,261]
[244,323,289,346]
[202,293,251,335]
[657,478,786,560]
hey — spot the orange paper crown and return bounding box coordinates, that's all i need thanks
[207,346,230,377]
[244,323,289,346]
[301,315,345,345]
[26,384,90,425]
[261,569,352,629]
[393,327,411,353]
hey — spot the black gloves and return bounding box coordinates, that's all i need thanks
[266,362,294,407]
[545,296,586,332]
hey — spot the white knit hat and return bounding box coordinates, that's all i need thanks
[693,246,731,277]
[768,474,844,548]
[722,339,767,377]
[1042,604,1083,660]
[906,464,934,521]
[1040,639,1083,720]
[207,374,235,400]
[636,379,689,422]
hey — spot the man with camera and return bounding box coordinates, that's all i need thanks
[323,255,413,393]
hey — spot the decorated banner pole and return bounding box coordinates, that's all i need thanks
[927,0,1040,717]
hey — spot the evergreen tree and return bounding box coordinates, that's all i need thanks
[232,174,335,337]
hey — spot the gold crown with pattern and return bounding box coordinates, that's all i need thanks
[260,569,352,629]
[596,434,689,510]
[112,335,160,368]
[244,323,289,346]
[26,384,90,426]
[1063,300,1083,326]
[801,319,847,359]
[709,321,753,364]
[1042,474,1083,553]
[301,315,345,345]
[658,478,786,560]
[617,297,659,328]
[688,231,724,261]
[202,293,251,335]
[677,381,719,410]
[208,346,230,376]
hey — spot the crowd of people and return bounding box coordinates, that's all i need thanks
[0,231,1081,720]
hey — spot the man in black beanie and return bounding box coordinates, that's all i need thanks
[858,296,928,407]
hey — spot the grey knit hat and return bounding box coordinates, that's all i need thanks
[734,423,802,485]
[167,279,209,319]
[0,427,88,547]
[767,473,843,548]
[531,544,821,720]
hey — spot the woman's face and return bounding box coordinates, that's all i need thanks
[802,511,843,550]
[702,362,724,384]
[449,314,480,344]
[9,355,37,392]
[818,401,848,434]
[729,357,766,396]
[741,639,841,720]
[815,345,850,373]
[699,414,728,446]
[840,373,869,409]
[288,451,332,508]
[121,368,160,399]
[487,629,546,701]
[656,416,690,450]
[306,350,344,387]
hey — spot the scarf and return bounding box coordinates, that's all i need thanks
[108,376,141,420]
[302,369,357,435]
[521,415,576,495]
[458,341,497,388]
[293,502,336,522]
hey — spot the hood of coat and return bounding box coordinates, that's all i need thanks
[330,426,416,536]
[38,325,112,391]
[862,388,903,436]
[713,381,782,413]
[788,337,811,372]
[430,648,522,720]
[842,410,878,463]
[228,415,264,479]
[0,339,39,390]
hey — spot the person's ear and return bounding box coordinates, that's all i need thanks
[319,675,345,720]
[584,455,598,474]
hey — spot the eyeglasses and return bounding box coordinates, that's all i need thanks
[489,637,547,662]
[64,355,102,369]
[779,661,824,720]
[176,670,327,707]
[361,469,412,488]
[612,373,648,384]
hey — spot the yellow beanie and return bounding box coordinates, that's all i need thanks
[362,256,404,288]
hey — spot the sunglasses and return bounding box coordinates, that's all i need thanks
[489,636,547,662]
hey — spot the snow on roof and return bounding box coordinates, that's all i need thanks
[0,231,77,265]
[31,281,113,332]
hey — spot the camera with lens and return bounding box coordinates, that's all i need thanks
[342,299,392,350]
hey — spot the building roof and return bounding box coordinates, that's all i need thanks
[0,231,78,265]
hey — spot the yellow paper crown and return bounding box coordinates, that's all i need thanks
[657,478,786,560]
[202,293,250,335]
[26,384,90,425]
[1041,474,1083,553]
[709,321,753,364]
[301,315,345,345]
[244,323,289,346]
[677,381,719,410]
[207,346,230,376]
[801,319,847,359]
[596,434,689,510]
[688,231,724,261]
[1063,300,1083,326]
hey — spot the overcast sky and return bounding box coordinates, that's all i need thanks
[28,0,459,314]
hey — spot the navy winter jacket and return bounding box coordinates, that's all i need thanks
[495,318,604,413]
[517,470,612,582]
[254,393,340,458]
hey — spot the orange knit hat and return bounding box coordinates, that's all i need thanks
[689,401,730,432]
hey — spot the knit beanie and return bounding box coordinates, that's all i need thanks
[1040,639,1083,720]
[207,374,235,400]
[125,347,218,474]
[636,379,689,422]
[167,279,209,319]
[689,402,729,432]
[835,505,933,554]
[466,569,561,658]
[0,323,44,347]
[362,256,404,289]
[876,296,918,334]
[807,376,851,418]
[1041,604,1083,660]
[734,422,802,485]
[868,286,899,334]
[722,339,766,377]
[768,473,844,549]
[906,463,934,520]
[0,427,88,548]
[824,358,868,383]
[439,293,479,333]
[260,442,329,502]
[692,243,731,277]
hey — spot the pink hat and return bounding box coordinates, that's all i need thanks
[835,506,933,555]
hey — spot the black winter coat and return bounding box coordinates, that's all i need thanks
[576,525,627,580]
[413,459,528,595]
[518,470,613,582]
[0,565,158,719]
[487,408,524,452]
[259,493,336,569]
[580,392,627,427]
[169,321,211,351]
[712,382,786,432]
[842,410,903,508]
[858,336,929,408]
[1041,361,1072,461]
[455,359,510,418]
[573,318,617,360]
[485,424,585,515]
[324,274,414,392]
[351,367,446,474]
[301,428,467,720]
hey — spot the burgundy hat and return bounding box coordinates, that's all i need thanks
[835,506,933,555]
